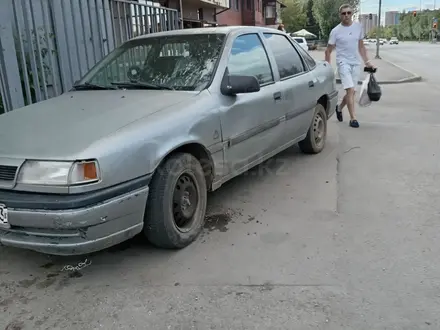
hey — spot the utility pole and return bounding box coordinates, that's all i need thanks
[419,0,422,42]
[375,0,382,59]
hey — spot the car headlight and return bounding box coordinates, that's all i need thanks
[17,160,100,186]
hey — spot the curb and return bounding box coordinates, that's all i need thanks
[336,75,422,85]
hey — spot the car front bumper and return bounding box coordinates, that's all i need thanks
[0,175,151,255]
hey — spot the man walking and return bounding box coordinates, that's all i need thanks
[325,4,375,128]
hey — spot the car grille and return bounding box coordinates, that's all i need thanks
[0,165,18,181]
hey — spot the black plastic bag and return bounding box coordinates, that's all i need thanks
[367,73,381,102]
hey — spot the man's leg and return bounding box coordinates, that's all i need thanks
[347,65,361,127]
[337,64,355,122]
[339,94,347,111]
[345,87,356,120]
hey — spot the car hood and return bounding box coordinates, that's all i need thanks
[0,90,197,159]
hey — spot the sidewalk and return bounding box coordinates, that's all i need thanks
[309,46,421,84]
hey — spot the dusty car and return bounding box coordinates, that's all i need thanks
[0,26,338,255]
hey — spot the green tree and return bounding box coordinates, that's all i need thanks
[397,9,440,40]
[312,0,360,39]
[305,0,320,36]
[367,26,393,39]
[281,0,307,33]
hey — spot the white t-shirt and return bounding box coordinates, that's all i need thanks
[328,22,363,66]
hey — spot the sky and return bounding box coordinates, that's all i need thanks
[360,0,437,16]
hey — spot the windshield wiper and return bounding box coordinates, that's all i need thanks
[72,82,117,90]
[110,81,174,90]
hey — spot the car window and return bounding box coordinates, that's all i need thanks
[295,44,316,69]
[294,38,304,43]
[81,34,225,91]
[263,33,305,79]
[228,33,273,85]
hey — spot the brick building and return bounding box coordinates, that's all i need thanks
[216,0,284,26]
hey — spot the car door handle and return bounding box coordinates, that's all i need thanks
[273,92,282,100]
[308,81,315,88]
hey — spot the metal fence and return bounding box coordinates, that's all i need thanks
[0,0,180,113]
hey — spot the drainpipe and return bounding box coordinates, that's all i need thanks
[214,8,230,23]
[179,0,184,28]
[252,0,256,25]
[241,0,245,24]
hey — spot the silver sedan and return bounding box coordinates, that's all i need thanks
[0,26,338,255]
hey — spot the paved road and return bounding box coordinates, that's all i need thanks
[2,82,440,329]
[374,41,440,87]
[311,47,415,83]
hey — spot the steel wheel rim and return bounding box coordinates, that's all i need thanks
[172,172,199,232]
[313,112,325,147]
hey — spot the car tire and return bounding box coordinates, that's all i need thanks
[144,152,207,249]
[298,104,327,154]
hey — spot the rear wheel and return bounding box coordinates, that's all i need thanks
[144,153,207,249]
[298,104,327,154]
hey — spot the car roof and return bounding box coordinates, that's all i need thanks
[131,26,284,40]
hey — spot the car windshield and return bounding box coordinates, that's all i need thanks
[78,33,226,91]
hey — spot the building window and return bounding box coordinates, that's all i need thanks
[234,0,239,10]
[265,5,275,18]
[246,0,252,10]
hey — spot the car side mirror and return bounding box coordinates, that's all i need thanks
[221,69,260,96]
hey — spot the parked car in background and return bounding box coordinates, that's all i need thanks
[291,36,309,52]
[0,26,338,256]
[390,37,399,44]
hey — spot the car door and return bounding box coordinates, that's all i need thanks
[263,32,317,141]
[219,33,285,177]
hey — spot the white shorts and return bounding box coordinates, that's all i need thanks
[338,63,360,90]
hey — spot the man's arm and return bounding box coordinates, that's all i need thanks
[358,39,368,63]
[358,40,373,67]
[325,44,335,64]
[325,29,336,64]
[358,25,374,67]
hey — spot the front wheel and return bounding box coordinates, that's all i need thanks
[298,104,327,154]
[144,153,207,249]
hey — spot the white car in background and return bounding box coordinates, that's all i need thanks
[390,37,399,44]
[291,36,308,52]
[369,38,384,45]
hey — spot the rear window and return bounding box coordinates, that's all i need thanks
[294,38,304,43]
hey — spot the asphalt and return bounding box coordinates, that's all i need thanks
[372,41,440,88]
[1,54,440,329]
[311,44,421,84]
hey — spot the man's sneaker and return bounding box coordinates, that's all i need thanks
[349,120,359,128]
[336,105,343,122]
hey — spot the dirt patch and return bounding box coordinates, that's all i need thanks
[204,213,232,232]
